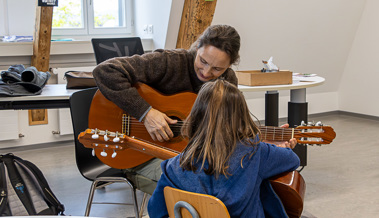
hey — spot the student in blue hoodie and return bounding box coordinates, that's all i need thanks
[147,79,300,217]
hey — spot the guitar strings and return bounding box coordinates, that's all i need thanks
[132,136,180,154]
[121,120,309,134]
[122,119,322,133]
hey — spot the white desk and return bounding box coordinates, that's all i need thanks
[238,76,325,126]
[0,76,325,113]
[0,84,79,110]
[238,76,325,92]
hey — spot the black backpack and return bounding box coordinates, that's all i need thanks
[0,153,65,216]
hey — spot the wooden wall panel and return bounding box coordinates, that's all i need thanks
[176,0,217,49]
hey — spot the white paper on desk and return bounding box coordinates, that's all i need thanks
[293,73,317,77]
[293,76,316,82]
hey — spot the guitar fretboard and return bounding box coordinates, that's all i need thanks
[259,126,294,141]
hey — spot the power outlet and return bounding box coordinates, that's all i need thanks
[148,25,153,34]
[143,25,148,34]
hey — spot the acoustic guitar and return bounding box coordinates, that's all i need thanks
[79,83,336,217]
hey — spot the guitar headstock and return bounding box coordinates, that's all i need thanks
[78,129,128,158]
[294,122,336,145]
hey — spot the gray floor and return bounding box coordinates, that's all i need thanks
[1,112,378,217]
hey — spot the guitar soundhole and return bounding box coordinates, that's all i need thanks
[169,116,182,138]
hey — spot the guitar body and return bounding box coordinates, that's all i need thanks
[88,83,197,169]
[269,171,306,218]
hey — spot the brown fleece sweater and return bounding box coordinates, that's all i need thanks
[92,49,238,120]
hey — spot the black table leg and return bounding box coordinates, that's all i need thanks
[288,88,308,167]
[265,91,279,126]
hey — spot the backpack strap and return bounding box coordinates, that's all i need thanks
[2,154,36,215]
[13,156,65,215]
[0,158,10,215]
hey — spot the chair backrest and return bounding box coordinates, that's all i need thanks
[164,186,230,218]
[91,37,144,64]
[69,87,114,181]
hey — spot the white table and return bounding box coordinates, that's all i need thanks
[238,75,325,92]
[0,77,324,111]
[238,76,325,126]
[0,84,79,110]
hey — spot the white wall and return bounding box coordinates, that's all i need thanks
[212,0,365,92]
[164,0,184,49]
[133,0,183,49]
[0,0,8,35]
[3,0,35,36]
[134,0,174,50]
[208,0,367,119]
[145,0,370,120]
[339,0,379,117]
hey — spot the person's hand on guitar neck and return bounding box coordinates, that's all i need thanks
[143,108,178,142]
[263,124,297,149]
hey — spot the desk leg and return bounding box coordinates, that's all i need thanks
[288,88,308,167]
[265,91,279,126]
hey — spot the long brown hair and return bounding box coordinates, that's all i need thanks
[180,79,260,178]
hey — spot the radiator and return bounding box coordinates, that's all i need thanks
[52,66,96,135]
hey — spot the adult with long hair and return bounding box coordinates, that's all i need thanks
[148,79,300,217]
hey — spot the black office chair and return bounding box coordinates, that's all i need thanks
[69,88,147,217]
[91,37,144,64]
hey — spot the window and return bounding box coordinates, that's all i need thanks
[52,0,132,36]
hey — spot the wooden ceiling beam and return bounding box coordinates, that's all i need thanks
[176,0,217,49]
[31,5,53,71]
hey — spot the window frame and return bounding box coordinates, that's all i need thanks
[52,0,132,37]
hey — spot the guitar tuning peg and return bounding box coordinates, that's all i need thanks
[92,128,99,139]
[104,132,109,141]
[315,121,323,126]
[92,149,95,156]
[101,149,107,157]
[300,121,307,126]
[307,121,315,126]
[112,150,117,158]
[92,134,99,139]
[113,132,120,142]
